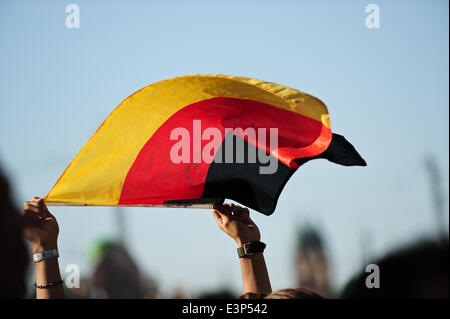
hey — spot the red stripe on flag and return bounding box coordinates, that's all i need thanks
[118,97,331,205]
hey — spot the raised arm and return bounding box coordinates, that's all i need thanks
[212,203,272,295]
[22,197,65,299]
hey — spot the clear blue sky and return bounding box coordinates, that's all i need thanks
[1,0,448,296]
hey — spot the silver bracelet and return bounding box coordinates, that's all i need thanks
[33,249,59,263]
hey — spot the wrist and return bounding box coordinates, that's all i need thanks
[32,242,58,254]
[235,237,260,247]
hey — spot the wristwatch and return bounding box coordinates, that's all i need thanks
[33,249,59,263]
[237,241,266,258]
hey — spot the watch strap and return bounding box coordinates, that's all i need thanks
[237,241,266,258]
[33,249,59,263]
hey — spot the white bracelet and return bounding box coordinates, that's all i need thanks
[33,249,59,263]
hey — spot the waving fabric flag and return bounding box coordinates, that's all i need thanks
[43,74,366,215]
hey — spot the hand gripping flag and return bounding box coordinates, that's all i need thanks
[44,74,366,215]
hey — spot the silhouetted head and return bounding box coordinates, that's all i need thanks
[240,288,324,299]
[197,289,236,299]
[342,239,449,298]
[265,288,324,299]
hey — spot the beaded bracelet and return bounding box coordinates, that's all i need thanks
[34,280,64,289]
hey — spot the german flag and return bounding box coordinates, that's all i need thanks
[43,74,366,215]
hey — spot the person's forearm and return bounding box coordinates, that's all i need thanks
[239,253,272,295]
[34,245,65,299]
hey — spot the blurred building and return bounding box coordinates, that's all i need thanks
[89,240,158,298]
[295,224,331,296]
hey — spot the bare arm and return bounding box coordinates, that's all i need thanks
[238,253,272,295]
[23,198,65,299]
[212,203,272,295]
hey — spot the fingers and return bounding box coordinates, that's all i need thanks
[212,210,221,223]
[212,204,231,226]
[212,202,254,228]
[27,197,53,218]
[23,201,42,215]
[23,198,54,223]
[214,203,251,217]
[213,202,226,212]
[22,202,44,227]
[226,203,252,224]
[213,203,232,216]
[232,205,250,216]
[37,198,53,218]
